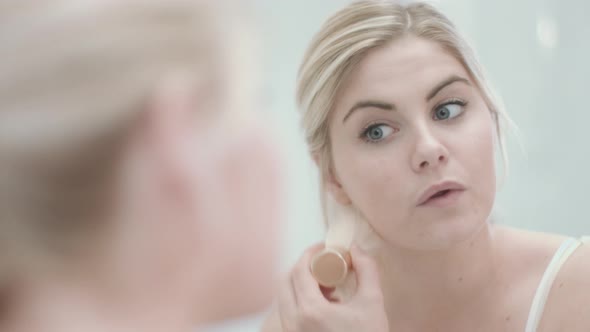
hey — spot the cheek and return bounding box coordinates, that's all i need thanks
[458,111,497,206]
[185,126,283,321]
[469,114,495,174]
[212,132,282,314]
[334,147,409,227]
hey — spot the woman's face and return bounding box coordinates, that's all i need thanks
[327,36,496,250]
[117,75,283,325]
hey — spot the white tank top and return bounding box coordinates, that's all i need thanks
[524,236,589,332]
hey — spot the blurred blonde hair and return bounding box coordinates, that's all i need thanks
[0,0,252,287]
[297,0,513,234]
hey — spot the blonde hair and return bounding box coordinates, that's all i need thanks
[0,0,245,287]
[297,0,513,231]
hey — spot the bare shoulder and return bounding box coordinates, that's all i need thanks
[493,226,568,274]
[260,306,283,332]
[494,227,589,330]
[540,236,590,331]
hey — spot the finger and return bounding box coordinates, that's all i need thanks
[320,285,339,303]
[277,274,298,323]
[350,245,382,297]
[291,243,326,306]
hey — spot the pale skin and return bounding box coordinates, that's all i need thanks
[2,77,283,332]
[263,36,590,331]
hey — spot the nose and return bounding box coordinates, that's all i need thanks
[410,128,449,173]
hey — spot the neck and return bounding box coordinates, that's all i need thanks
[378,223,503,324]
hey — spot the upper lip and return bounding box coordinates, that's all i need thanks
[417,180,466,206]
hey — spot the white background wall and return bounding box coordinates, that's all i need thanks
[201,0,590,330]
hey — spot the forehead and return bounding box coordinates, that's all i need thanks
[335,36,470,109]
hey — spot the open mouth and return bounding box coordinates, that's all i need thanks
[417,181,466,206]
[429,189,452,200]
[420,188,463,206]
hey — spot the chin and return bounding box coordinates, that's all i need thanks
[207,250,277,322]
[411,190,495,250]
[428,216,489,250]
[195,270,275,325]
[388,209,492,251]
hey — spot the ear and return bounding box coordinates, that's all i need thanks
[312,152,352,206]
[141,75,204,200]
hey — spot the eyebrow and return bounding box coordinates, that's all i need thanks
[342,101,395,123]
[342,75,471,123]
[426,75,470,101]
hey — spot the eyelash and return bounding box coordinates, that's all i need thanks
[358,98,469,143]
[359,121,389,143]
[433,98,468,119]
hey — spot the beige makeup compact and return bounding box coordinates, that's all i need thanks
[310,246,351,287]
[310,205,356,287]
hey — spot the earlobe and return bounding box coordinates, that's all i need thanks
[325,167,352,206]
[312,152,321,168]
[313,152,352,206]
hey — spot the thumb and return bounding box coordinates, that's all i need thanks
[350,245,382,297]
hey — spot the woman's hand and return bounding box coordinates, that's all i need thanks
[277,244,390,332]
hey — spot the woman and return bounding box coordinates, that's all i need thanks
[0,1,282,331]
[263,1,589,331]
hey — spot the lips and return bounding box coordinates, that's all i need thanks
[417,181,466,206]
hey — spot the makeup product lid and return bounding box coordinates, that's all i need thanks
[310,247,351,287]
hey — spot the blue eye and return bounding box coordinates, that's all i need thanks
[362,124,394,143]
[433,100,466,120]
